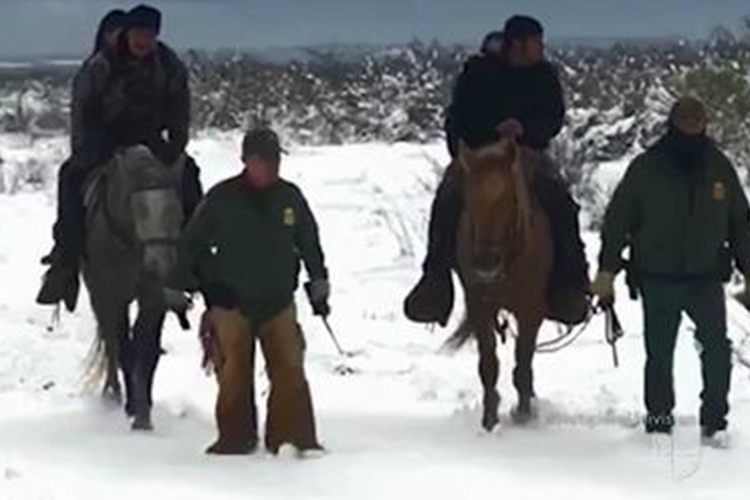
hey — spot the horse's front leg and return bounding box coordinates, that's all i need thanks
[119,332,135,417]
[129,305,166,431]
[512,313,543,424]
[102,355,122,405]
[476,324,500,432]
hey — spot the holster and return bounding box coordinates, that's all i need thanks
[620,259,640,301]
[719,244,733,283]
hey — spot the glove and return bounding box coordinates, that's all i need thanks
[163,287,193,314]
[590,271,615,305]
[304,279,331,317]
[146,136,180,166]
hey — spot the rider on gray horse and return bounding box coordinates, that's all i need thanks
[405,15,590,327]
[37,4,201,310]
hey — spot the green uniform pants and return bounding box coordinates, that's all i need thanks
[641,279,732,431]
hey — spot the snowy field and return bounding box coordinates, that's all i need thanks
[1,134,750,499]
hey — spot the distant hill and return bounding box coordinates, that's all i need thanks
[0,35,700,67]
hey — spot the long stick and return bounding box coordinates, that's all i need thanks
[607,311,620,368]
[321,317,347,357]
[604,303,623,368]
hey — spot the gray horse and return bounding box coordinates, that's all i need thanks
[82,146,185,430]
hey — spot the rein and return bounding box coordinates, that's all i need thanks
[498,299,625,367]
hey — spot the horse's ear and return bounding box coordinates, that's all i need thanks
[458,140,475,172]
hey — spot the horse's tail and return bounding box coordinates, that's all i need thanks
[444,317,475,351]
[82,326,108,391]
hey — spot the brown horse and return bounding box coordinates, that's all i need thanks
[447,137,553,431]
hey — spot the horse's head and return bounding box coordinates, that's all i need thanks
[459,137,530,284]
[114,146,184,281]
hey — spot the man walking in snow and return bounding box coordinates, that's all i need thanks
[168,128,328,456]
[591,97,750,447]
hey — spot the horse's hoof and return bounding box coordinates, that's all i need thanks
[124,401,136,418]
[482,392,501,432]
[102,389,122,408]
[482,412,500,432]
[131,416,154,432]
[511,402,536,425]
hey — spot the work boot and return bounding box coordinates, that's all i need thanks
[404,163,462,327]
[534,172,590,325]
[37,219,83,312]
[701,427,731,449]
[700,412,728,446]
[295,443,327,459]
[206,436,258,455]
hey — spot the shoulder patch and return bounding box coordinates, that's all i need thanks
[283,207,295,226]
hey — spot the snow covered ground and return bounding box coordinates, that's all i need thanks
[1,135,750,499]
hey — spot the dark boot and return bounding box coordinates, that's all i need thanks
[206,437,258,455]
[404,163,463,327]
[37,265,81,312]
[37,160,85,312]
[534,171,590,325]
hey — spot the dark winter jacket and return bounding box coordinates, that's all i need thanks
[71,40,190,170]
[599,138,750,281]
[445,55,565,156]
[171,175,328,326]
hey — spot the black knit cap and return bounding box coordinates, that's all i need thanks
[242,128,286,161]
[480,30,504,54]
[127,4,162,34]
[93,9,127,54]
[100,9,127,34]
[503,15,544,42]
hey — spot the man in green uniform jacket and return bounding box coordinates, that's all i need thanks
[169,128,329,456]
[591,97,750,448]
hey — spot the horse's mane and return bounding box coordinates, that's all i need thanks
[465,140,535,247]
[512,145,534,249]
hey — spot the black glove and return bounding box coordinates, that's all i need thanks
[146,136,180,166]
[304,279,330,317]
[163,287,193,314]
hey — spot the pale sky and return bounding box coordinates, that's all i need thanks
[0,0,748,57]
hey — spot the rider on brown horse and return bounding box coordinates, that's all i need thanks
[405,15,589,327]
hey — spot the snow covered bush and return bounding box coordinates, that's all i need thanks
[3,35,750,202]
